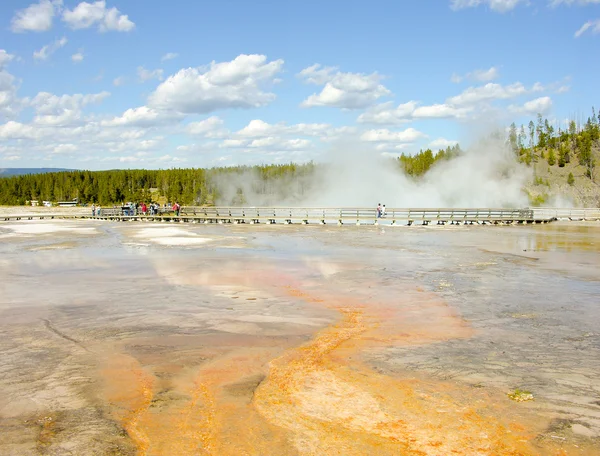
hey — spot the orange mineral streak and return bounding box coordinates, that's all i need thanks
[99,263,555,455]
[101,354,154,455]
[253,287,542,456]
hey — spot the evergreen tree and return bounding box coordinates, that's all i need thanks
[547,149,556,166]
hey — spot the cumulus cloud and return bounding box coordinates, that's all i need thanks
[0,51,15,70]
[137,66,164,82]
[451,66,500,83]
[574,19,600,37]
[447,82,530,105]
[550,0,600,6]
[33,36,68,61]
[184,118,350,156]
[360,127,427,143]
[29,90,110,125]
[357,101,472,124]
[161,52,178,62]
[62,1,135,32]
[298,64,391,109]
[71,52,84,62]
[234,119,331,138]
[113,76,125,86]
[450,0,527,12]
[508,96,553,115]
[148,54,284,114]
[10,0,62,33]
[429,138,459,149]
[101,106,181,127]
[0,70,22,119]
[186,116,226,137]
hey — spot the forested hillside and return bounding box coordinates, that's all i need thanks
[0,111,598,207]
[511,109,600,206]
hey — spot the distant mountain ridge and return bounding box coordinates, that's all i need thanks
[0,168,74,177]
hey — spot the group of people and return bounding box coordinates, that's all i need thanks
[91,202,181,216]
[376,203,387,218]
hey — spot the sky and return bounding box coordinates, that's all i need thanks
[0,0,598,170]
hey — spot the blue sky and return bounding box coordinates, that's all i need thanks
[0,0,598,170]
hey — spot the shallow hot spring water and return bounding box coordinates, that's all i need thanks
[0,220,599,455]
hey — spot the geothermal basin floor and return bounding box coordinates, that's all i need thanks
[0,220,599,455]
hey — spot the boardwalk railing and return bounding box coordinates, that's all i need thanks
[2,206,598,224]
[175,206,541,225]
[531,207,600,221]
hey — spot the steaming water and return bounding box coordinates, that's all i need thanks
[0,220,599,455]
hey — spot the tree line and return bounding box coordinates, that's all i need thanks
[0,164,317,206]
[0,145,465,206]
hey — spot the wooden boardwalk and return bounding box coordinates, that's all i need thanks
[0,206,578,225]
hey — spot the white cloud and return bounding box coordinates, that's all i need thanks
[429,138,459,149]
[550,0,600,6]
[360,128,427,143]
[101,106,181,127]
[29,90,109,126]
[447,82,529,105]
[33,36,68,61]
[31,91,109,115]
[357,101,417,124]
[451,66,500,83]
[161,52,178,62]
[53,143,78,154]
[413,104,472,118]
[508,96,553,115]
[247,137,312,150]
[0,51,15,70]
[233,119,336,139]
[221,139,246,148]
[298,64,391,109]
[450,0,527,12]
[71,52,84,63]
[148,54,284,114]
[574,19,600,37]
[0,121,36,139]
[62,1,135,32]
[137,66,164,82]
[157,154,186,163]
[113,76,125,86]
[357,101,471,124]
[186,116,225,136]
[0,70,22,119]
[11,0,62,33]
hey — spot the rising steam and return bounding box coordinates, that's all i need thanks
[214,133,532,208]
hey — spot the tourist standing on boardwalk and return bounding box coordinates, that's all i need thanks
[173,202,180,216]
[382,205,386,217]
[91,203,96,216]
[377,203,382,218]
